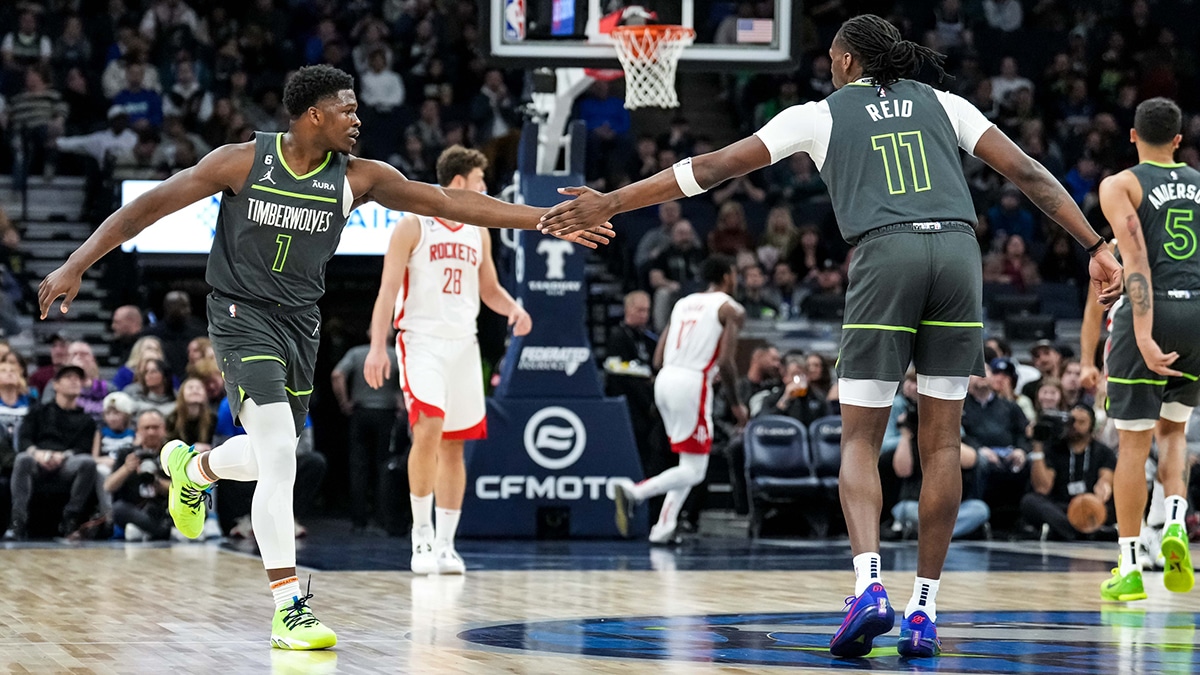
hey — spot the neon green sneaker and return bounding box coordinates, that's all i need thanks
[160,440,209,539]
[1161,523,1195,593]
[1100,567,1148,602]
[271,591,337,650]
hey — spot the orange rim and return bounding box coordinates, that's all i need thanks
[610,25,696,42]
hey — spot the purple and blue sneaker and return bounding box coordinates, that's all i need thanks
[829,583,895,658]
[897,610,941,657]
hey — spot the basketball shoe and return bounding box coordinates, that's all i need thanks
[1100,566,1147,602]
[160,440,209,539]
[612,481,638,538]
[897,611,940,658]
[411,525,437,575]
[271,589,337,650]
[829,583,894,658]
[436,545,466,575]
[1161,523,1195,593]
[1138,522,1165,570]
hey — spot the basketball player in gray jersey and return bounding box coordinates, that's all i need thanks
[540,14,1123,658]
[1099,97,1200,603]
[37,65,612,651]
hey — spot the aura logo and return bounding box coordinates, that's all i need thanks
[523,406,586,470]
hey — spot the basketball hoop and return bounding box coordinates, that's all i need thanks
[609,25,695,110]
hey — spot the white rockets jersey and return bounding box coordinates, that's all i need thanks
[662,291,737,374]
[394,215,483,339]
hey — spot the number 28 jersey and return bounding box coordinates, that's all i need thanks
[754,79,994,243]
[394,215,482,339]
[663,291,737,374]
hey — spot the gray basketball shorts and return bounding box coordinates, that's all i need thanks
[837,221,985,382]
[1105,296,1200,421]
[206,292,321,435]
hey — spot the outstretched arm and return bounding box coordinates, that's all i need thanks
[972,127,1123,305]
[1101,171,1181,376]
[355,158,614,248]
[39,143,253,317]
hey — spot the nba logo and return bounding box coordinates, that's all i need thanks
[504,0,526,41]
[228,303,237,318]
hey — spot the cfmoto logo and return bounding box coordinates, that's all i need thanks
[524,406,587,470]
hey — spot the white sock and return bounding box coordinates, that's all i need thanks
[184,455,215,486]
[629,453,708,501]
[655,486,692,533]
[852,552,882,597]
[1165,495,1189,526]
[1148,481,1166,527]
[411,493,434,530]
[906,577,940,622]
[435,508,460,548]
[1119,536,1141,575]
[270,575,301,610]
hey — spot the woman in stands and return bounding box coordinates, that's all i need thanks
[167,377,216,452]
[123,357,176,418]
[113,336,165,390]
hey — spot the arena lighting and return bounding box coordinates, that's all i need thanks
[118,180,405,255]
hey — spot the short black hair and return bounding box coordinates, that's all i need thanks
[1071,402,1096,428]
[283,65,354,118]
[1134,97,1182,145]
[702,254,737,286]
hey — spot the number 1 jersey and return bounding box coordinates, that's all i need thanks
[394,216,483,339]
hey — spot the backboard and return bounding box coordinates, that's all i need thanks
[480,0,802,72]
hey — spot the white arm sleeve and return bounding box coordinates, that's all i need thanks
[934,89,996,155]
[752,101,833,169]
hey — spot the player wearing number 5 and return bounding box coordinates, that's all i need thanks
[539,14,1123,659]
[36,66,609,651]
[364,146,532,576]
[1098,97,1199,603]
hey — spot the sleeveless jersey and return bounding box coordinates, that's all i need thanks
[663,291,736,373]
[1128,162,1200,292]
[394,215,483,339]
[821,79,977,240]
[207,132,352,308]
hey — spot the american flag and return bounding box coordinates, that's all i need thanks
[736,18,774,44]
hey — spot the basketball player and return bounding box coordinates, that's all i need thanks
[37,65,610,650]
[1098,97,1197,601]
[539,14,1123,658]
[362,145,531,575]
[612,255,747,544]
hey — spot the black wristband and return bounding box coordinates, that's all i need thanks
[1084,238,1105,255]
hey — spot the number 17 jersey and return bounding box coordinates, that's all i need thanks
[394,215,482,339]
[663,291,735,373]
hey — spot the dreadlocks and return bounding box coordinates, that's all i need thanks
[836,14,948,89]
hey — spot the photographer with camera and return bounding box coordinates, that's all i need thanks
[962,366,1032,530]
[1020,404,1115,540]
[104,409,172,541]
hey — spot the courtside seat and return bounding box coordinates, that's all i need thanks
[744,415,820,537]
[808,415,843,494]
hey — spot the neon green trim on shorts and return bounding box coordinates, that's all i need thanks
[1107,377,1168,386]
[241,355,287,366]
[841,323,918,334]
[1179,372,1200,382]
[249,183,338,203]
[918,320,985,328]
[238,385,246,403]
[285,387,313,397]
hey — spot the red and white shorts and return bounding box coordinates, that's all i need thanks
[654,366,713,454]
[395,331,487,440]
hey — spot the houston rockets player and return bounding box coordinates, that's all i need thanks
[612,254,747,543]
[365,146,532,574]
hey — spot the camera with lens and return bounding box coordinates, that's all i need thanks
[1031,409,1072,443]
[135,450,161,485]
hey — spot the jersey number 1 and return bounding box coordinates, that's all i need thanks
[272,234,292,272]
[871,131,931,195]
[1164,208,1197,260]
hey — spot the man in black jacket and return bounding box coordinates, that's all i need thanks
[962,366,1031,529]
[7,365,97,539]
[604,290,662,476]
[105,410,172,541]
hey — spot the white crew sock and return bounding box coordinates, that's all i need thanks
[1165,495,1189,526]
[852,552,882,597]
[270,575,301,610]
[1147,481,1166,527]
[411,493,434,530]
[906,577,940,621]
[435,508,460,548]
[1119,536,1141,576]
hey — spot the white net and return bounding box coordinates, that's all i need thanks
[610,26,696,110]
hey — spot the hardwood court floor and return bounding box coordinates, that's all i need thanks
[1,533,1197,674]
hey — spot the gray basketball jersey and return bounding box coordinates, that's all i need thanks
[1128,161,1200,292]
[821,80,976,241]
[206,132,351,307]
